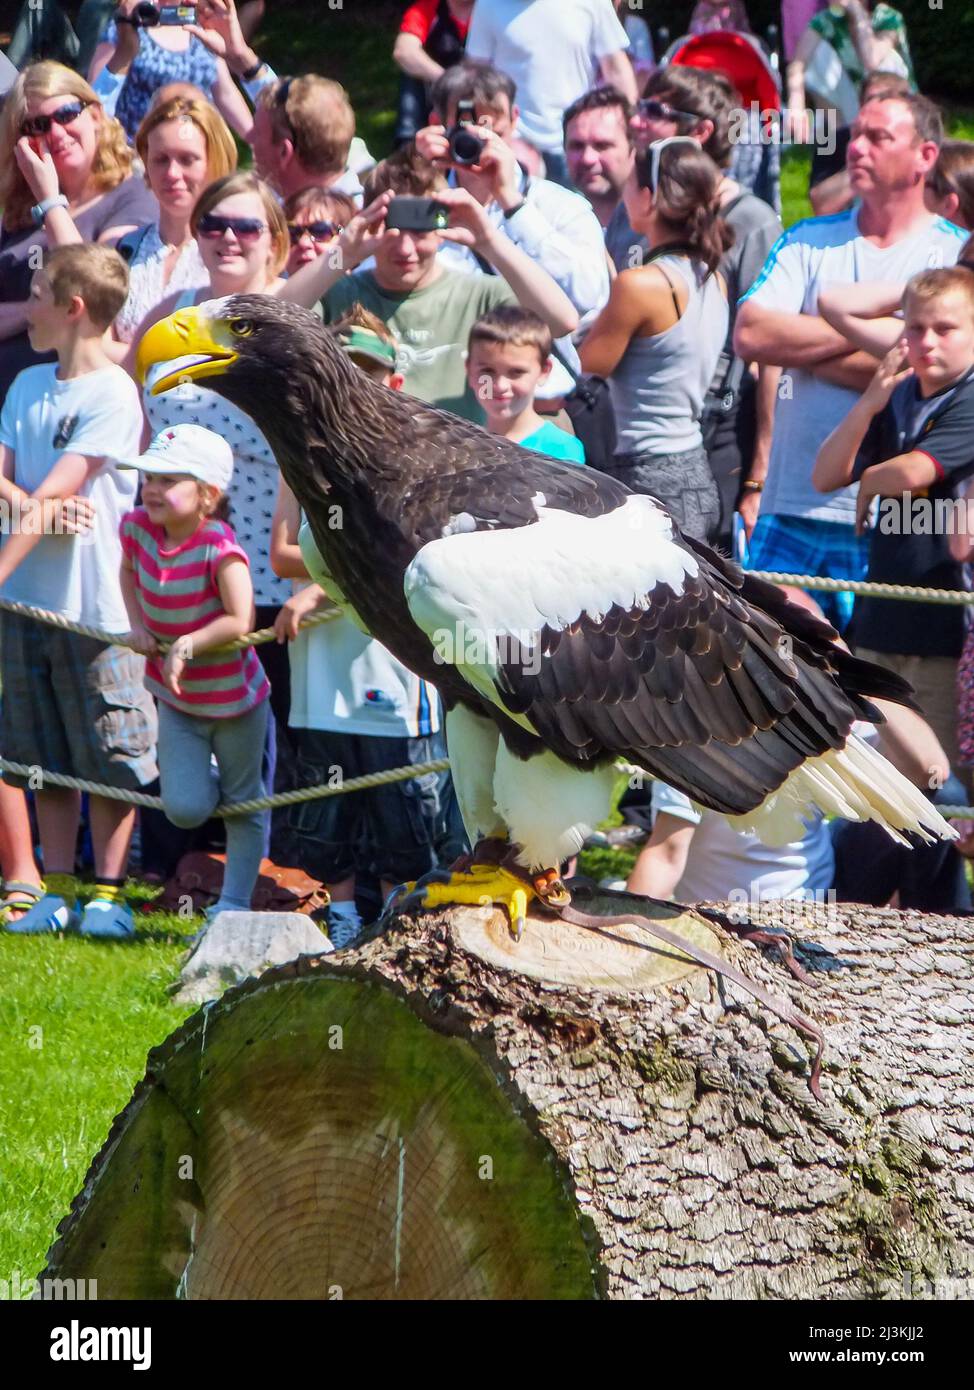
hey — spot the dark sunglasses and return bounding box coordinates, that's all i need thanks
[637,98,703,125]
[197,213,269,240]
[21,100,90,137]
[287,221,339,244]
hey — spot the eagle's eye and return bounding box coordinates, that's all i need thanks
[229,318,256,339]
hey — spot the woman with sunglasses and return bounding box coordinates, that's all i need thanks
[579,138,731,543]
[282,187,356,277]
[0,60,157,406]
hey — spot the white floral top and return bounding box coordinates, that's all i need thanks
[114,225,209,344]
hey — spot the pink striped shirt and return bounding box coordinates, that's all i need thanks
[120,508,270,718]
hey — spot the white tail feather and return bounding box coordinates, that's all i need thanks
[727,733,956,849]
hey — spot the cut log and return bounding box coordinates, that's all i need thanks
[43,890,974,1299]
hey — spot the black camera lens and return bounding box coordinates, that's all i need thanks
[448,126,485,166]
[134,2,160,23]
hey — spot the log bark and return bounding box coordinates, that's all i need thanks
[43,891,974,1300]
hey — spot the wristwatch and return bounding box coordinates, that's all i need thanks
[740,479,764,493]
[31,194,68,226]
[502,199,527,220]
[240,58,267,82]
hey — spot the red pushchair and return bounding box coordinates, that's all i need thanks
[657,28,783,214]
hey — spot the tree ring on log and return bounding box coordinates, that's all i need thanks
[447,889,723,994]
[43,972,599,1300]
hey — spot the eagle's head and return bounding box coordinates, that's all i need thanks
[136,293,341,400]
[134,294,386,496]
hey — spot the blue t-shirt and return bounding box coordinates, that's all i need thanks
[519,420,586,466]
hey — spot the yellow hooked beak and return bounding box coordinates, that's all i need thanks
[135,306,240,393]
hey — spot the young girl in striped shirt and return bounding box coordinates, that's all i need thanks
[119,423,270,922]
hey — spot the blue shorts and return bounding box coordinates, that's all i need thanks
[746,514,870,634]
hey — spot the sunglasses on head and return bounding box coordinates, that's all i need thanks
[287,220,339,244]
[273,76,295,131]
[198,213,269,240]
[637,98,703,126]
[21,100,90,138]
[639,135,701,196]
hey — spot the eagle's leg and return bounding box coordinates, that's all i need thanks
[400,714,617,941]
[499,848,572,912]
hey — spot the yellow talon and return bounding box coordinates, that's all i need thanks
[420,864,537,941]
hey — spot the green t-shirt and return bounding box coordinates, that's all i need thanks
[321,266,516,423]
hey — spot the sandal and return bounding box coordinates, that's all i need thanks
[0,880,45,928]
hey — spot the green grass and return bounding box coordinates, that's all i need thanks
[0,893,198,1286]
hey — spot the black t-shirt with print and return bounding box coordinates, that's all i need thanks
[850,366,974,658]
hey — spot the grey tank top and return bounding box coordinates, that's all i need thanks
[608,254,729,456]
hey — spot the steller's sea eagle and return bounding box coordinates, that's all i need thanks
[136,296,953,934]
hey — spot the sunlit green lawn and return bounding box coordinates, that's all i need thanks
[0,896,197,1285]
[2,0,972,1294]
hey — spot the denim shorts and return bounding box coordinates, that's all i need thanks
[601,445,720,542]
[281,727,462,885]
[0,610,158,790]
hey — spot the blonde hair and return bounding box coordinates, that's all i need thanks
[136,96,238,187]
[191,173,290,277]
[44,243,130,330]
[0,62,133,232]
[904,266,974,320]
[258,76,355,178]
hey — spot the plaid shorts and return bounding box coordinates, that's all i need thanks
[0,610,158,791]
[746,514,870,634]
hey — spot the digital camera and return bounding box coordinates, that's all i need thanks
[447,100,486,166]
[127,3,198,26]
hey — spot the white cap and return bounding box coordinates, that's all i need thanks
[117,424,234,491]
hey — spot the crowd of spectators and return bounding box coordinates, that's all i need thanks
[1,0,973,946]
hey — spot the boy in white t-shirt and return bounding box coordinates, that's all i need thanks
[0,245,157,939]
[270,309,465,947]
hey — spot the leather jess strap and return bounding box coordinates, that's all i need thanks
[553,902,825,1100]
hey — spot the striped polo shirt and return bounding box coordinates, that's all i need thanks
[120,508,270,718]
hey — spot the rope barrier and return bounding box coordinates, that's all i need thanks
[0,755,452,817]
[2,577,973,817]
[2,567,972,660]
[3,752,973,822]
[0,592,344,652]
[748,572,974,606]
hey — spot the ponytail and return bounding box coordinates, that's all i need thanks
[643,142,734,276]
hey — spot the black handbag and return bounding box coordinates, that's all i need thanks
[549,345,617,472]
